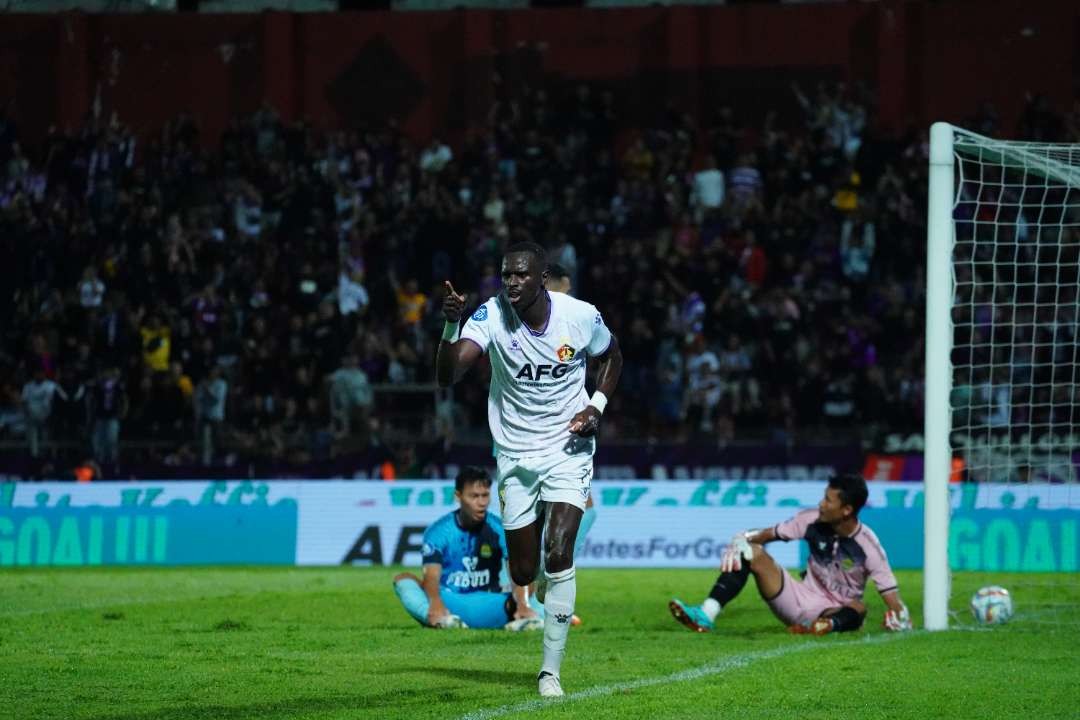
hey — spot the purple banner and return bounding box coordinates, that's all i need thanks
[592,444,860,481]
[1,443,861,482]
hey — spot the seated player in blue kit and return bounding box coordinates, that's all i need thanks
[393,466,541,630]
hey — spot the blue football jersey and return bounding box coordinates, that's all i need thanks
[421,511,508,593]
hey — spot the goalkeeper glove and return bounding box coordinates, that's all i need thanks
[720,532,754,573]
[882,605,912,632]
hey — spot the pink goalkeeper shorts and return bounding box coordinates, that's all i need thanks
[766,568,842,627]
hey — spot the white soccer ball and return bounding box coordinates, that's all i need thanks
[970,585,1013,625]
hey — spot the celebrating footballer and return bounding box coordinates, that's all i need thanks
[436,241,622,698]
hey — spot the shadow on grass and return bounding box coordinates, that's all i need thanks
[394,664,532,686]
[89,666,533,720]
[89,687,446,720]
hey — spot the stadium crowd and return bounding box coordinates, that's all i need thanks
[1,84,1076,476]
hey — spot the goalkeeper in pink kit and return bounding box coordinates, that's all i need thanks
[669,474,913,635]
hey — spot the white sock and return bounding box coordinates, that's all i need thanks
[540,566,576,677]
[702,598,721,621]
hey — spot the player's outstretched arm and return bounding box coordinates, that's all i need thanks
[592,334,623,398]
[436,281,483,387]
[421,563,451,627]
[881,590,912,631]
[569,335,623,436]
[744,527,778,545]
[719,527,776,572]
[511,581,537,620]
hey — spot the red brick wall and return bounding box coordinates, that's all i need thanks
[1,0,1073,146]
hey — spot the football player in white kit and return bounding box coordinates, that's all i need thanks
[436,242,622,698]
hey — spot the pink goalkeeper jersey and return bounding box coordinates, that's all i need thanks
[774,509,899,605]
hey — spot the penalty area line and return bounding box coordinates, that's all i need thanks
[458,632,910,720]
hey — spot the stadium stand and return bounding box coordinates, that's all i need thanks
[0,78,1074,478]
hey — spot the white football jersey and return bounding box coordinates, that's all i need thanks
[461,290,612,457]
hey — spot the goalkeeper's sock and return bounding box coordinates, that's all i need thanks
[540,566,576,678]
[707,563,751,613]
[828,606,864,633]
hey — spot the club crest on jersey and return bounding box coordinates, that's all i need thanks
[471,306,488,321]
[556,344,576,363]
[480,543,493,559]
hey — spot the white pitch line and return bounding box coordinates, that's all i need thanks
[458,632,909,720]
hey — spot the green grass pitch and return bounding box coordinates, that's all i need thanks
[2,567,1078,719]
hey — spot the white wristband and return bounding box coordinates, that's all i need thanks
[441,320,460,343]
[588,391,608,415]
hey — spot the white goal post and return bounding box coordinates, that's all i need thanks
[925,122,1080,630]
[924,122,954,631]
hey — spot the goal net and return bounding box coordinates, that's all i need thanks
[925,123,1080,630]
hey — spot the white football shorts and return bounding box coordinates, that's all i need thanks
[496,440,593,530]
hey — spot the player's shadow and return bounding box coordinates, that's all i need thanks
[396,664,532,686]
[89,689,432,720]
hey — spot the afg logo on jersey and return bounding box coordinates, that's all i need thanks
[471,306,488,321]
[515,364,570,380]
[556,344,576,363]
